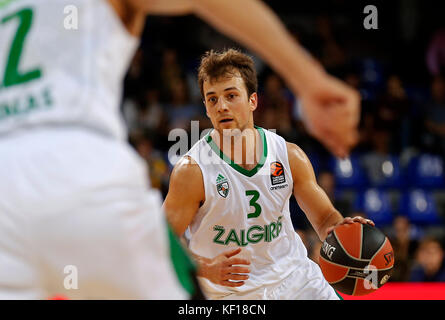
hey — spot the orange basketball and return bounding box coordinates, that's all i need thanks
[319,222,394,296]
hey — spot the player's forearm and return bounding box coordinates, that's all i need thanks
[293,177,345,242]
[139,0,325,92]
[316,209,344,242]
[189,252,212,279]
[128,0,193,15]
[190,0,326,94]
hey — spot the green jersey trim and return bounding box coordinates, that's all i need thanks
[205,126,268,178]
[334,289,344,300]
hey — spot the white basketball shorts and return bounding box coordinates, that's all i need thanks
[218,258,340,300]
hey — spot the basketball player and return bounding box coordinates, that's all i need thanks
[163,49,374,299]
[1,0,358,299]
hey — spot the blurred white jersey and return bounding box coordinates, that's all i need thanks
[185,128,338,300]
[0,0,189,299]
[0,0,136,139]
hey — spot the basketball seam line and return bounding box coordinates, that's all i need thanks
[369,237,389,266]
[328,272,349,285]
[319,255,393,271]
[333,229,369,262]
[319,256,350,285]
[373,265,393,271]
[319,255,366,270]
[347,275,373,280]
[352,275,358,296]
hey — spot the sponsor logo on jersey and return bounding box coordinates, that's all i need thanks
[216,173,229,198]
[270,161,285,186]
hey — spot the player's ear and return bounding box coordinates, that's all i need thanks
[249,92,258,111]
[203,101,211,118]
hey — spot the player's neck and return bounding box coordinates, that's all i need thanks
[212,125,262,170]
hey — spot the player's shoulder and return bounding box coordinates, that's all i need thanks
[285,142,306,159]
[169,155,204,192]
[167,155,205,211]
[172,155,201,177]
[285,141,313,172]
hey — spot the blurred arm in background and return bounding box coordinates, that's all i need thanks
[118,0,361,158]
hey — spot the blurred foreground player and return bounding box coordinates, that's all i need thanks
[164,49,372,299]
[0,0,359,299]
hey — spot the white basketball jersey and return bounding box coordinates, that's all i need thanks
[185,127,309,299]
[0,0,138,140]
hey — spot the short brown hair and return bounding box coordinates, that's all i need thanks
[197,49,258,99]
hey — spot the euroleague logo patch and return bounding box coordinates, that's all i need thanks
[270,161,285,185]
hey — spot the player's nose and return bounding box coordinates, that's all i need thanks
[216,98,229,112]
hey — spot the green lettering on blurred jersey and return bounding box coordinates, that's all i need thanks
[1,7,42,90]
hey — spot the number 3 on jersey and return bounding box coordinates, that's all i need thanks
[246,190,262,219]
[1,8,42,90]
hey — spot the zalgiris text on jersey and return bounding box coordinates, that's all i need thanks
[213,215,283,246]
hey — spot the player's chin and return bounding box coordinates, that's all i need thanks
[218,121,238,133]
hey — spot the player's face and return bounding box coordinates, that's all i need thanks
[203,73,257,133]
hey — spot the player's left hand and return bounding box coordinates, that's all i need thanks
[326,216,375,236]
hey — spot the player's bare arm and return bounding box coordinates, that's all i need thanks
[128,0,193,15]
[286,143,373,241]
[163,156,251,287]
[163,156,204,236]
[115,0,360,157]
[108,0,194,36]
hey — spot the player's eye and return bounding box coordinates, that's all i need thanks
[208,97,217,104]
[227,93,236,100]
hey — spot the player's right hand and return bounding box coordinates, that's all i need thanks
[325,216,375,237]
[298,72,361,158]
[201,248,251,287]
